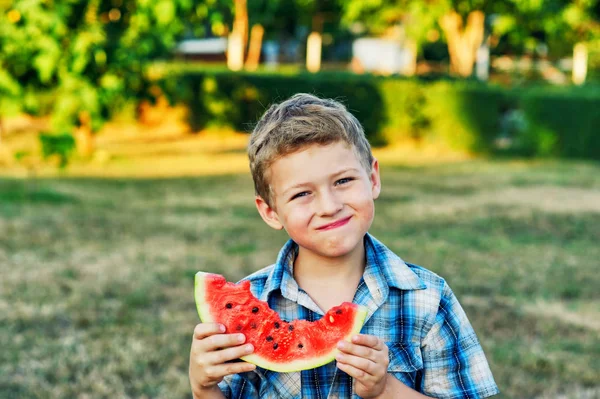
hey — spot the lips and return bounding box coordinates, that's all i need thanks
[317,216,352,231]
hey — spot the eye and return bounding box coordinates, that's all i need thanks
[290,191,309,200]
[335,177,354,186]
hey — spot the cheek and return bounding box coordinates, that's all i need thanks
[352,191,375,219]
[282,206,312,229]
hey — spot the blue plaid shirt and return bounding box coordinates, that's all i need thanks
[218,234,499,398]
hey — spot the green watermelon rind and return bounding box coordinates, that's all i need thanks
[194,272,217,324]
[194,271,368,373]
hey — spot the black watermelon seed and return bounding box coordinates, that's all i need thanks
[298,343,304,349]
[250,322,257,329]
[266,336,273,342]
[252,307,259,313]
[336,309,342,314]
[225,303,232,309]
[273,343,278,350]
[236,325,242,331]
[274,322,280,329]
[288,325,294,331]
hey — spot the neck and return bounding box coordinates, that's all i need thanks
[293,241,366,286]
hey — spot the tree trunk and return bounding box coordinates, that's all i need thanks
[439,11,485,77]
[234,0,248,49]
[306,32,322,73]
[227,0,248,71]
[75,111,94,157]
[227,31,244,71]
[402,39,417,76]
[245,24,264,71]
[573,43,588,85]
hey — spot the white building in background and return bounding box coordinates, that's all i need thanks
[175,38,227,61]
[352,38,414,75]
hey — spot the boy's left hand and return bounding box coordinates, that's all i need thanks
[336,334,389,399]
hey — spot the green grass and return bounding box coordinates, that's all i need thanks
[1,159,599,398]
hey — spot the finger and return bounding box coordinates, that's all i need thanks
[337,341,377,362]
[193,323,225,340]
[200,333,247,352]
[336,360,368,381]
[204,361,257,381]
[207,343,255,365]
[351,334,383,350]
[336,352,378,377]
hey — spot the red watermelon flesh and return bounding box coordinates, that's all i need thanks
[195,272,368,372]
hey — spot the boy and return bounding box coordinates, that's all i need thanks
[189,93,499,398]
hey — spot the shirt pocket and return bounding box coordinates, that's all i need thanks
[386,342,423,389]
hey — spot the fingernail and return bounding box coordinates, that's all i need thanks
[246,344,254,352]
[219,324,226,333]
[352,335,359,343]
[337,341,346,349]
[336,353,344,361]
[238,334,245,343]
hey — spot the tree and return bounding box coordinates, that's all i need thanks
[439,9,485,77]
[338,0,600,78]
[225,0,318,71]
[0,0,202,157]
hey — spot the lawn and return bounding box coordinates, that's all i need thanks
[1,149,599,397]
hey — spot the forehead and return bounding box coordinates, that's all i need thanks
[267,141,364,194]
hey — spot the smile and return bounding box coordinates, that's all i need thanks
[317,216,352,231]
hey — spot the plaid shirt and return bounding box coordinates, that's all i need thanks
[218,234,499,399]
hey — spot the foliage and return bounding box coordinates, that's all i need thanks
[173,70,388,145]
[422,82,509,152]
[39,132,76,168]
[337,0,600,59]
[517,86,600,158]
[166,68,600,159]
[0,0,203,134]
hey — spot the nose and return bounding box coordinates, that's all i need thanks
[316,188,343,217]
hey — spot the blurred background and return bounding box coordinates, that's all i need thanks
[0,0,599,398]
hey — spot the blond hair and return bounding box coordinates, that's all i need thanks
[248,93,374,206]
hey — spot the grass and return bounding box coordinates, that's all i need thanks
[1,124,599,398]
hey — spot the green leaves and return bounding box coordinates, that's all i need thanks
[0,0,201,162]
[154,0,176,26]
[0,68,20,96]
[39,132,76,168]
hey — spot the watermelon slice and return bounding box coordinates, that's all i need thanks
[195,271,368,372]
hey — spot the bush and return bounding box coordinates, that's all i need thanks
[39,132,76,168]
[171,71,389,145]
[422,82,511,153]
[166,70,516,154]
[517,87,600,159]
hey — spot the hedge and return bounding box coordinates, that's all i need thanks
[517,87,600,158]
[4,68,598,160]
[163,69,599,160]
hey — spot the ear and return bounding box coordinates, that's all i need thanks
[255,195,284,230]
[370,158,381,200]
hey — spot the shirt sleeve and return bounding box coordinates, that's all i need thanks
[218,371,261,399]
[419,283,500,399]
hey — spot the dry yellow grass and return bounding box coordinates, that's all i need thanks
[0,113,474,178]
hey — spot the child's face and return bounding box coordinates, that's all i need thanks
[255,141,381,259]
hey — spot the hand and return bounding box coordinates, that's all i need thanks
[189,323,256,397]
[335,334,389,399]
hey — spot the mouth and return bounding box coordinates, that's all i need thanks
[317,216,352,231]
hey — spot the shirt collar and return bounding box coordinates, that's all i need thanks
[364,233,427,291]
[259,233,426,303]
[259,239,299,302]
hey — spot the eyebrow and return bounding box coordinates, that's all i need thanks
[281,168,361,197]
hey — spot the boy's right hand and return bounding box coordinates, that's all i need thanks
[189,323,256,396]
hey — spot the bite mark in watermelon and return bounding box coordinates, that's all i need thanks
[195,272,368,372]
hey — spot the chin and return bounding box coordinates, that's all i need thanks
[316,235,363,258]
